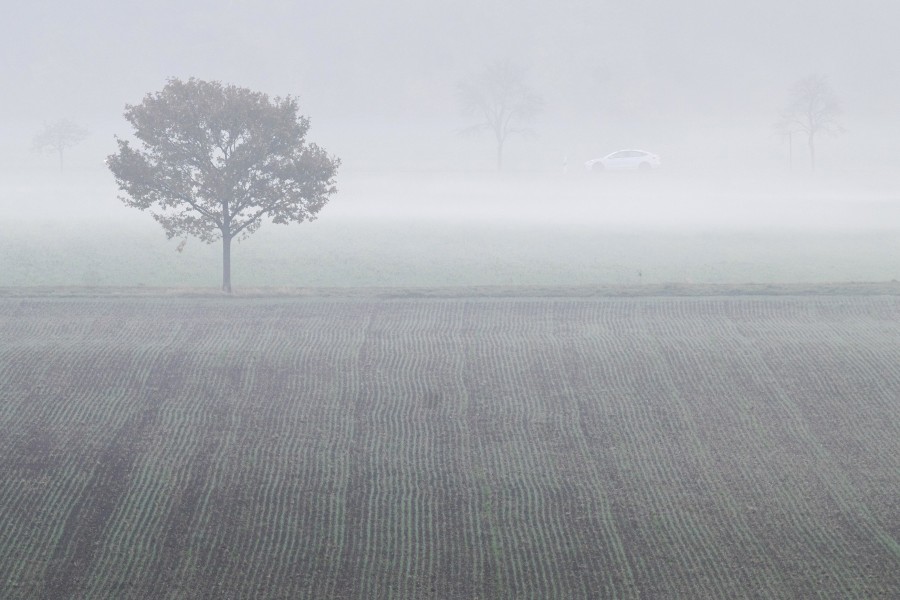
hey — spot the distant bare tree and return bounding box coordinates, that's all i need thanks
[33,119,89,171]
[777,75,843,171]
[458,61,543,171]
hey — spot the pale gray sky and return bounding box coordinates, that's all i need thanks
[4,0,899,170]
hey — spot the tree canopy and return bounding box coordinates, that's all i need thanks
[107,78,339,292]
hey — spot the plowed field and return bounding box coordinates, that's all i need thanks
[1,294,898,598]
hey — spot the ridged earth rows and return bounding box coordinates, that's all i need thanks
[0,296,898,599]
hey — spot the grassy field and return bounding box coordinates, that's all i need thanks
[1,293,898,599]
[4,218,900,289]
[3,170,900,289]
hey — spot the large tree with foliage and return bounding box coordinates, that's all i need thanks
[33,119,89,171]
[776,74,843,171]
[107,78,339,292]
[458,61,543,171]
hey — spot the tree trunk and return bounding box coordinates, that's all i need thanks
[808,133,816,172]
[788,133,793,172]
[496,139,504,171]
[58,148,64,172]
[222,234,232,293]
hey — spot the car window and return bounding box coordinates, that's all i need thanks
[609,151,627,159]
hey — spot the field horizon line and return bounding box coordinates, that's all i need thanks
[1,281,900,300]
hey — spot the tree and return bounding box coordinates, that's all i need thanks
[458,61,543,171]
[107,78,339,293]
[777,74,843,171]
[33,119,89,171]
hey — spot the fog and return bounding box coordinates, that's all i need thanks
[3,0,900,285]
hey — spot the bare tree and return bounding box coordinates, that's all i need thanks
[33,119,89,171]
[777,74,843,171]
[458,61,543,171]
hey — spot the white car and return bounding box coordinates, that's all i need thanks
[585,149,660,172]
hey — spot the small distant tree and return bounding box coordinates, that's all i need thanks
[107,77,339,293]
[777,74,844,171]
[33,119,89,171]
[458,61,543,171]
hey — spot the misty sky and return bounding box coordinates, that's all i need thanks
[4,0,900,170]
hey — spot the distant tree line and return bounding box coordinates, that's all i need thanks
[456,62,844,173]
